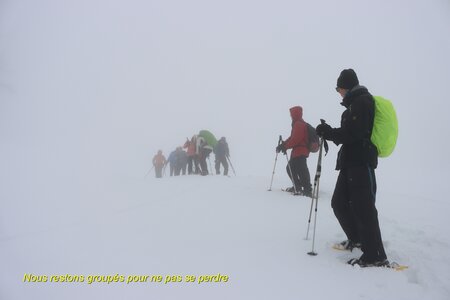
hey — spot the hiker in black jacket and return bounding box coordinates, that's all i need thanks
[214,137,230,176]
[315,69,388,267]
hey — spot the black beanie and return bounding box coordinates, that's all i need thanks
[337,69,359,89]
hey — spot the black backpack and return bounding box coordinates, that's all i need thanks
[306,123,319,153]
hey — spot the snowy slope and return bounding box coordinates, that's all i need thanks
[2,171,449,300]
[2,1,450,299]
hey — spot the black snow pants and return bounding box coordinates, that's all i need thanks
[331,166,387,262]
[286,156,312,193]
[199,149,212,176]
[215,156,229,175]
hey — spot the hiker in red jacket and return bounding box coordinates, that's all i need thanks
[184,135,199,174]
[276,106,312,196]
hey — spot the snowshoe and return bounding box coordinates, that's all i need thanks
[303,190,313,198]
[347,257,390,268]
[284,186,295,193]
[332,240,362,251]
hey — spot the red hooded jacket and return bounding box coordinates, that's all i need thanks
[284,106,310,158]
[183,137,197,157]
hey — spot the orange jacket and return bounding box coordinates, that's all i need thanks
[284,106,310,158]
[153,153,166,167]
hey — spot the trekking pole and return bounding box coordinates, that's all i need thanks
[145,165,155,178]
[268,135,283,191]
[285,153,299,195]
[306,138,325,256]
[306,120,328,239]
[226,156,236,176]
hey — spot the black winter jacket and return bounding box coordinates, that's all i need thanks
[326,85,378,170]
[214,140,229,158]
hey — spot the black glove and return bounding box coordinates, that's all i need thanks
[316,123,332,138]
[276,143,286,154]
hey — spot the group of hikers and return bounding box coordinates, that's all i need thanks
[151,69,396,269]
[275,69,393,268]
[151,131,231,178]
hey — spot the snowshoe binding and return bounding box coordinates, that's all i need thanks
[332,240,362,251]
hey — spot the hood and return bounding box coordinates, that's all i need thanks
[289,106,303,122]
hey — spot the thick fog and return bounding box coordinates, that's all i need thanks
[2,2,450,299]
[1,0,450,201]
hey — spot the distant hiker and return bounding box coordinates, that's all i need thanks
[174,147,188,176]
[315,69,388,267]
[275,106,313,197]
[184,135,199,174]
[152,150,166,178]
[167,149,177,176]
[196,136,213,176]
[214,137,230,176]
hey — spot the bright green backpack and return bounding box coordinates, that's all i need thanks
[371,96,398,157]
[198,130,218,148]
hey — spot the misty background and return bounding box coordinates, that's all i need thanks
[1,0,450,239]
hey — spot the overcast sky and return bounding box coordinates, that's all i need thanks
[1,0,450,194]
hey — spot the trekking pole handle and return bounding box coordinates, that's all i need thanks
[319,119,329,155]
[278,135,283,145]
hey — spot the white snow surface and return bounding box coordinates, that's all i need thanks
[1,170,450,300]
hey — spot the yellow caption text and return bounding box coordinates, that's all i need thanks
[23,273,229,285]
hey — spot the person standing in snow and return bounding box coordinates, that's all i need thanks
[152,150,166,178]
[276,106,313,197]
[184,135,199,174]
[315,69,388,267]
[174,146,188,176]
[214,137,230,176]
[167,149,177,176]
[196,136,213,176]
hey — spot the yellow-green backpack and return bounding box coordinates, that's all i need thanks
[371,96,398,157]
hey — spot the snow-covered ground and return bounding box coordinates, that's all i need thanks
[2,168,450,300]
[2,0,450,299]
